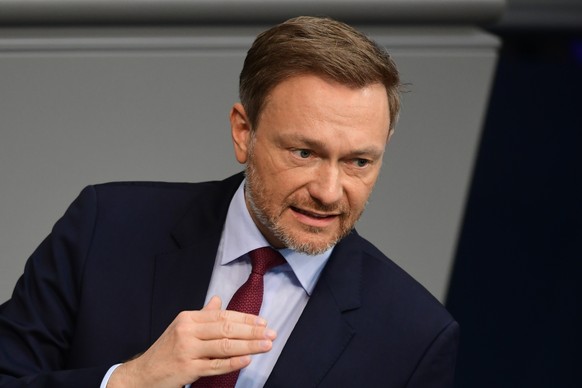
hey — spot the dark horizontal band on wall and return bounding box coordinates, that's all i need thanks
[0,0,505,26]
[0,26,500,53]
[495,3,582,31]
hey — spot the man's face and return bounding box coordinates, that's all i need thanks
[231,74,391,255]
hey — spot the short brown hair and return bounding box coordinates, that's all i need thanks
[239,16,401,132]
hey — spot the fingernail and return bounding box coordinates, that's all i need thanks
[265,329,277,340]
[260,340,272,350]
[256,317,267,326]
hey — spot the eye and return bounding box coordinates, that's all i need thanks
[293,149,312,159]
[354,158,370,168]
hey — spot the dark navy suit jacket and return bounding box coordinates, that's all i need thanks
[0,173,459,387]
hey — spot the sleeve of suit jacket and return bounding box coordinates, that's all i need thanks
[0,186,112,387]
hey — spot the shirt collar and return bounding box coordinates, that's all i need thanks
[221,181,333,296]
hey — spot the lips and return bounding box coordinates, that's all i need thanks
[290,206,341,229]
[292,206,336,218]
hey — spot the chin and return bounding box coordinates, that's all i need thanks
[276,228,341,256]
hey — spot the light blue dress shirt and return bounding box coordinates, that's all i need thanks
[199,181,332,388]
[102,181,332,387]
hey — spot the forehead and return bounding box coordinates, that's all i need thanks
[260,74,390,139]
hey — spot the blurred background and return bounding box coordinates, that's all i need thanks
[0,1,580,387]
[446,0,582,387]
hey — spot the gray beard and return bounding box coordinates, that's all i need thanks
[244,162,352,256]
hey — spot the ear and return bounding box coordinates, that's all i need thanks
[387,128,395,143]
[230,103,252,164]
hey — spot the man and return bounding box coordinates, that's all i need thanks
[0,16,458,387]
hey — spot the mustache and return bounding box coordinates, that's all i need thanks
[287,196,349,215]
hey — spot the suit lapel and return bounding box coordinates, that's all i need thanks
[150,173,244,341]
[266,232,363,387]
[147,172,365,385]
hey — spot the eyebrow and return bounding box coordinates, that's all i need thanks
[350,147,385,159]
[281,133,385,159]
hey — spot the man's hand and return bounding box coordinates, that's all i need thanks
[107,296,277,387]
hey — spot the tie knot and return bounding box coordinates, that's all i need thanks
[248,247,286,275]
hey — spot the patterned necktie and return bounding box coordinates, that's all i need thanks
[191,247,286,388]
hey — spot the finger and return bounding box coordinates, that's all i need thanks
[194,355,252,378]
[193,320,277,341]
[198,337,274,359]
[203,295,222,311]
[190,308,268,327]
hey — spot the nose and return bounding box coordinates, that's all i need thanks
[308,163,343,206]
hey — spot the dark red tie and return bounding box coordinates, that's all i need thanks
[191,247,286,388]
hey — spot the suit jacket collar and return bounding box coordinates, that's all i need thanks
[150,173,244,341]
[149,171,365,385]
[266,231,363,387]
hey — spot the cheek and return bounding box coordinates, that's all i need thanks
[346,181,376,208]
[256,172,300,211]
[272,169,311,194]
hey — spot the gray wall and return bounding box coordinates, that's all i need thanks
[0,0,503,303]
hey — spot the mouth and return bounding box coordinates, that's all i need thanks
[292,207,337,218]
[290,206,340,227]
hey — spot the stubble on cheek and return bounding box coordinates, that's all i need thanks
[245,162,362,255]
